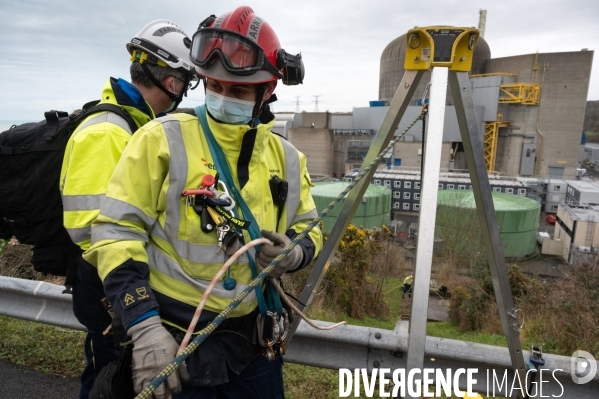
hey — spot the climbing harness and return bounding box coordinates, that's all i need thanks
[134,107,427,399]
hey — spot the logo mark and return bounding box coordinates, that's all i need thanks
[201,158,216,170]
[124,294,135,306]
[571,350,597,385]
[136,287,149,300]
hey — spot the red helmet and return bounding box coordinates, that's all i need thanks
[191,6,304,85]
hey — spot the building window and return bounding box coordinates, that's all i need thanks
[414,193,420,200]
[415,182,421,190]
[394,158,402,166]
[555,185,561,191]
[403,203,410,210]
[374,180,381,185]
[458,185,466,190]
[384,180,391,188]
[413,203,420,211]
[506,188,514,194]
[394,181,401,188]
[393,202,400,209]
[438,183,444,189]
[393,192,401,198]
[345,178,352,182]
[447,184,454,189]
[493,187,501,192]
[404,181,412,189]
[518,189,526,196]
[403,192,411,199]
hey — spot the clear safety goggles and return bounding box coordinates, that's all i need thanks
[190,28,282,78]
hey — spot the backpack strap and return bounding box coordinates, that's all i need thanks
[40,104,138,144]
[43,111,70,142]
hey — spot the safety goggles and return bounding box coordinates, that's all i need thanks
[190,28,282,78]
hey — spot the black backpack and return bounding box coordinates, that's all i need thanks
[0,101,137,289]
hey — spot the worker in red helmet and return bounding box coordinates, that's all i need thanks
[85,6,321,399]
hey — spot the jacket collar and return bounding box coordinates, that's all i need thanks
[206,110,275,161]
[101,78,155,127]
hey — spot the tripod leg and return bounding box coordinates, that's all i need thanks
[404,67,449,398]
[449,70,528,398]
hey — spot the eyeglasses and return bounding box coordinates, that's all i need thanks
[170,75,192,91]
[190,28,282,78]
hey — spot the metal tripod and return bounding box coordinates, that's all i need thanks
[286,27,529,398]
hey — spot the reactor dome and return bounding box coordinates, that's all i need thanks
[378,32,491,103]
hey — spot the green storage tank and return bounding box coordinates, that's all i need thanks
[310,182,391,232]
[435,190,541,258]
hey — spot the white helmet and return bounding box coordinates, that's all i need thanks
[127,19,196,78]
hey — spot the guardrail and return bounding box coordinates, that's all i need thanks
[1,276,597,398]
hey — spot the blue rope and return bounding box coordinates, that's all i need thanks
[134,108,426,399]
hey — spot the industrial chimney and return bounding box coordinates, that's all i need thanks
[478,9,487,38]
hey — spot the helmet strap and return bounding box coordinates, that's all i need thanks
[250,84,266,127]
[139,62,188,110]
[250,83,277,127]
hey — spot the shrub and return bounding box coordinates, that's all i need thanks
[283,224,401,321]
[448,255,599,357]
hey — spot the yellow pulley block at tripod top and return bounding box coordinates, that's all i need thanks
[404,26,479,72]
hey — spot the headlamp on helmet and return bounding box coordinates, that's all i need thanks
[277,49,304,86]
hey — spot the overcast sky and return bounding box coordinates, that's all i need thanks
[1,0,598,121]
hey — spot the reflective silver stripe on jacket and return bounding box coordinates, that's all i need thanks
[92,223,149,243]
[98,197,157,228]
[291,209,319,226]
[66,226,91,244]
[76,111,135,134]
[146,244,256,302]
[278,137,301,230]
[92,197,155,244]
[62,194,104,212]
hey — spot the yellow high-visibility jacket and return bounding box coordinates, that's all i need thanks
[60,78,154,250]
[84,110,322,330]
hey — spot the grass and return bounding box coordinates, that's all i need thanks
[427,322,508,347]
[0,315,86,377]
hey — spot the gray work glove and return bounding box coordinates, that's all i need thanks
[128,316,189,398]
[256,230,304,278]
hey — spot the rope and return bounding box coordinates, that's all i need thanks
[135,108,427,399]
[177,237,272,354]
[269,276,346,331]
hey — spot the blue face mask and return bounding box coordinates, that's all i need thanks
[205,91,255,125]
